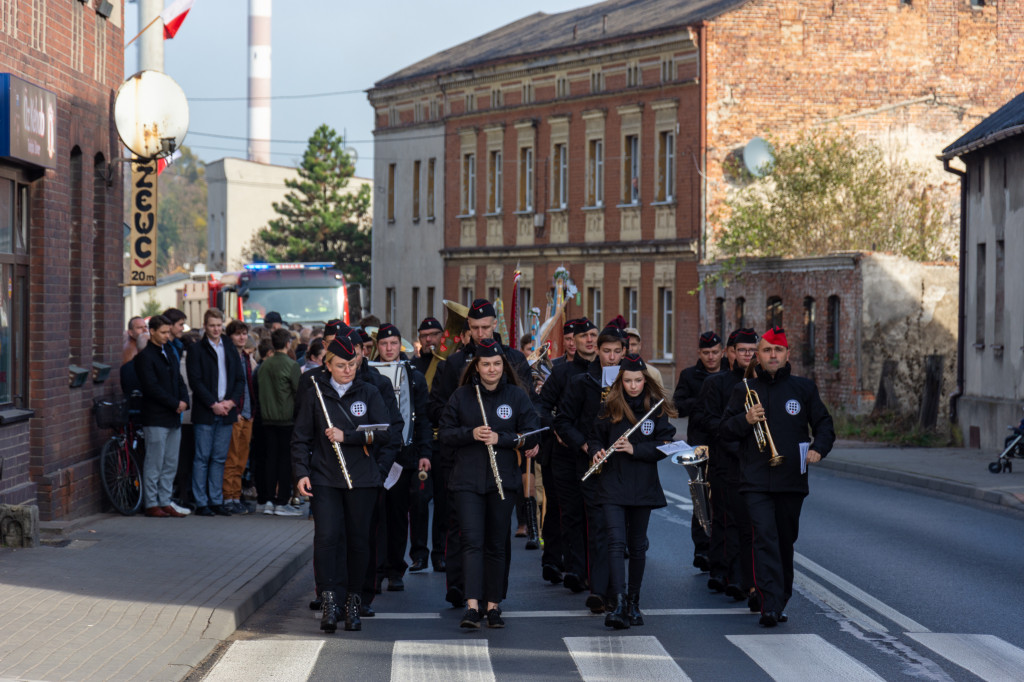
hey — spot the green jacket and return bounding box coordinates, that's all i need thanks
[257,353,301,425]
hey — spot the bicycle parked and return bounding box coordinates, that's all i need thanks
[93,391,146,515]
[988,406,1024,474]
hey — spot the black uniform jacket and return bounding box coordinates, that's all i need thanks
[291,372,392,489]
[719,363,835,495]
[586,395,676,508]
[694,364,745,479]
[186,335,244,425]
[536,353,592,466]
[439,376,541,495]
[673,358,726,445]
[394,359,433,468]
[134,341,189,428]
[554,359,609,461]
[358,358,404,478]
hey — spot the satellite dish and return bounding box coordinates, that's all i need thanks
[345,147,359,165]
[743,136,774,177]
[113,70,189,159]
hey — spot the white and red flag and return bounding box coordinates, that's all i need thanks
[157,149,182,176]
[161,0,195,39]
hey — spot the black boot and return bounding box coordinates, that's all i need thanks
[627,592,644,626]
[320,591,338,633]
[604,594,630,630]
[524,496,540,550]
[344,593,362,631]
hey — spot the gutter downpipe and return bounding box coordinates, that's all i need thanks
[942,155,967,425]
[699,21,708,262]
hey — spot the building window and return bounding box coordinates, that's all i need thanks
[995,239,1004,347]
[590,70,605,93]
[553,143,568,209]
[71,0,85,71]
[414,102,424,123]
[386,287,396,325]
[715,297,725,340]
[971,0,986,7]
[461,153,476,215]
[556,76,569,98]
[519,147,534,212]
[802,297,816,366]
[735,297,746,329]
[93,13,107,83]
[70,148,85,365]
[386,163,396,222]
[624,287,639,328]
[766,296,783,328]
[522,82,534,104]
[623,135,640,204]
[426,287,435,319]
[488,287,501,304]
[429,98,439,120]
[411,287,419,331]
[488,150,502,213]
[657,131,675,202]
[661,57,675,83]
[626,62,641,87]
[462,287,474,307]
[520,287,532,335]
[827,295,841,367]
[465,92,476,112]
[975,243,986,346]
[426,158,435,219]
[1,0,18,37]
[412,160,421,221]
[30,0,46,51]
[0,174,30,406]
[588,287,602,326]
[92,154,107,359]
[587,139,604,207]
[658,287,673,359]
[490,89,502,108]
[388,106,399,126]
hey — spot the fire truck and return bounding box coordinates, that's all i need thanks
[181,263,363,327]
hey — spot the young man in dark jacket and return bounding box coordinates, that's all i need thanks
[186,308,244,517]
[720,327,835,628]
[256,327,302,516]
[134,315,190,518]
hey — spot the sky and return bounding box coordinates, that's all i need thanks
[123,0,589,178]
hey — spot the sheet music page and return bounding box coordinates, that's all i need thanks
[383,463,403,490]
[800,442,810,474]
[602,366,619,388]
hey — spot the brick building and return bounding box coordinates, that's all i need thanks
[368,0,1022,383]
[0,1,125,521]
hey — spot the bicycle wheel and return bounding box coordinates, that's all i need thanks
[100,436,143,515]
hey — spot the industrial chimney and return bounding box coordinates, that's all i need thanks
[248,0,271,163]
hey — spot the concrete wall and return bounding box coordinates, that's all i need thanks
[370,125,446,332]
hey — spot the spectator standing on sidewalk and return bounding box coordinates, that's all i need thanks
[223,320,256,515]
[122,316,148,364]
[187,308,244,517]
[134,315,189,518]
[256,328,303,516]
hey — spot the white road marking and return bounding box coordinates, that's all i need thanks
[793,570,890,634]
[202,639,323,682]
[564,636,691,681]
[371,612,442,619]
[727,633,886,681]
[390,640,495,682]
[663,489,690,504]
[906,633,1024,682]
[499,608,746,618]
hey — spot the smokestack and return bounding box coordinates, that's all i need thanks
[248,0,271,164]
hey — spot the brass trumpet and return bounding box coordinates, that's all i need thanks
[743,378,784,467]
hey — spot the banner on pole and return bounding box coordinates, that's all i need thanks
[129,157,158,286]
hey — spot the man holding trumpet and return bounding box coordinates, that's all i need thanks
[720,326,834,628]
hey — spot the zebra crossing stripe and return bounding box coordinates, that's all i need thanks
[906,633,1024,682]
[390,640,495,682]
[563,636,691,681]
[202,640,323,682]
[727,634,886,681]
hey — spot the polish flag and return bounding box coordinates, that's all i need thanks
[161,0,195,40]
[157,150,182,176]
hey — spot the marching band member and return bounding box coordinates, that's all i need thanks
[292,336,392,633]
[438,338,541,628]
[587,354,676,629]
[720,327,835,627]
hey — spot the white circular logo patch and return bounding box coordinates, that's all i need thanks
[786,399,801,416]
[640,419,655,436]
[350,401,367,417]
[496,404,513,420]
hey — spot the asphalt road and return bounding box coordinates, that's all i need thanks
[191,461,1024,681]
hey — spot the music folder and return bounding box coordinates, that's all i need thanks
[357,423,389,432]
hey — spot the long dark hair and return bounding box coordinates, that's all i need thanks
[458,353,523,389]
[600,367,676,425]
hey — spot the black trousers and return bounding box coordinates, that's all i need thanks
[408,466,432,563]
[174,423,195,506]
[709,471,753,590]
[310,485,377,597]
[260,424,294,506]
[551,452,587,580]
[454,490,516,605]
[540,458,564,570]
[385,466,415,578]
[431,464,451,568]
[444,483,465,593]
[364,487,386,604]
[604,504,652,596]
[578,462,609,599]
[744,491,804,615]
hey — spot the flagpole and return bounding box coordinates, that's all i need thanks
[125,15,160,48]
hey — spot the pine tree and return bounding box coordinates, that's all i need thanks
[251,124,371,285]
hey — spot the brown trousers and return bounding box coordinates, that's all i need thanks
[222,417,253,500]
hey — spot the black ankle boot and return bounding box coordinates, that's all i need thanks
[344,593,362,631]
[604,594,630,629]
[627,592,644,626]
[320,591,338,633]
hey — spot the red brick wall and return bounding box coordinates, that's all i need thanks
[0,3,124,520]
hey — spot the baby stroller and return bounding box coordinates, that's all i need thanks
[988,407,1024,473]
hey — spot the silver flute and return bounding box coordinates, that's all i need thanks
[474,384,505,500]
[581,398,664,481]
[311,379,353,488]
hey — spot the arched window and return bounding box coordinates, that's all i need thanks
[802,296,816,366]
[735,297,746,330]
[827,295,841,367]
[766,296,783,329]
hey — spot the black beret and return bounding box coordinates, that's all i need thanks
[324,319,345,337]
[467,298,496,319]
[327,336,357,360]
[598,326,626,344]
[563,318,578,335]
[573,317,597,335]
[733,328,758,345]
[605,314,627,330]
[264,311,283,325]
[346,328,363,346]
[357,329,372,344]
[620,353,647,372]
[418,317,443,332]
[699,331,722,348]
[475,337,504,358]
[377,323,401,341]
